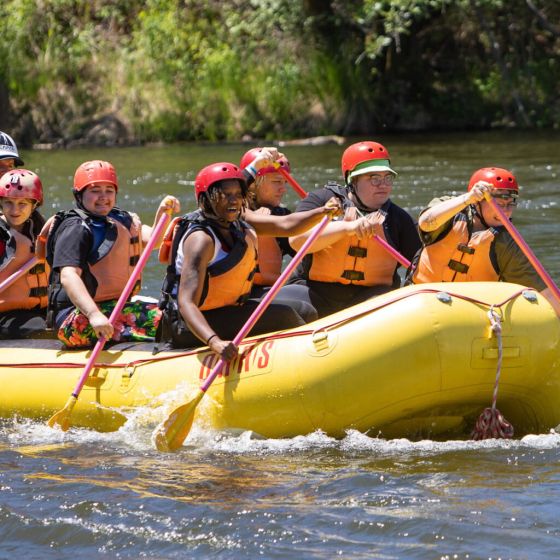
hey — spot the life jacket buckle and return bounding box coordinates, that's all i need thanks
[457,243,475,255]
[348,246,367,258]
[341,270,365,281]
[448,259,469,274]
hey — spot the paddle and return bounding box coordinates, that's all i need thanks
[47,212,171,431]
[485,195,560,303]
[0,256,38,294]
[276,165,411,268]
[152,214,333,452]
[274,164,307,199]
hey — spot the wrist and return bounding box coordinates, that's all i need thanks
[206,333,218,346]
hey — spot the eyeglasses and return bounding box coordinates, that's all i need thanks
[491,191,518,209]
[361,174,394,187]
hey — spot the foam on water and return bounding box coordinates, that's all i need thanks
[3,412,560,458]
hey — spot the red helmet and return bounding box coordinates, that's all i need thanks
[195,162,246,200]
[73,160,118,192]
[240,148,291,176]
[467,167,518,194]
[341,141,395,183]
[0,169,43,206]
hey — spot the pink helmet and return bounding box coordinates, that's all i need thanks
[194,162,246,200]
[0,169,43,206]
[240,148,290,177]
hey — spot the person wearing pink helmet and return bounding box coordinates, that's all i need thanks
[409,167,560,315]
[157,158,340,359]
[0,131,24,179]
[240,147,295,293]
[0,169,49,338]
[275,140,420,318]
[45,160,180,348]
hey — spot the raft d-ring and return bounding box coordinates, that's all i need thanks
[121,363,137,389]
[310,328,332,354]
[436,291,452,304]
[522,289,538,303]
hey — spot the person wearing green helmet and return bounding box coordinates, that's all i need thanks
[275,141,420,318]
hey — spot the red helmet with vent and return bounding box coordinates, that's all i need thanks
[0,169,43,206]
[341,141,396,183]
[240,148,291,176]
[467,167,518,194]
[73,160,118,192]
[194,162,246,200]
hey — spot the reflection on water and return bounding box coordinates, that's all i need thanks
[2,132,560,558]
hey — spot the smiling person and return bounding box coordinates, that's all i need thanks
[157,161,340,359]
[0,169,49,338]
[240,148,295,294]
[409,167,560,315]
[274,141,420,318]
[46,160,180,348]
[0,131,24,179]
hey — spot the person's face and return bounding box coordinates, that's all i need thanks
[210,180,244,223]
[478,194,517,227]
[255,172,288,207]
[81,183,117,216]
[0,158,15,178]
[353,171,394,210]
[0,197,35,230]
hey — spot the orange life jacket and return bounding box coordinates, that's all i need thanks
[412,214,499,283]
[308,207,397,286]
[253,207,283,286]
[0,220,49,312]
[45,208,143,306]
[161,211,258,311]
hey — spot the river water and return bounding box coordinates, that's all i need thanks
[1,131,559,558]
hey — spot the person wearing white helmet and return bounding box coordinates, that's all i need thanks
[0,169,49,338]
[0,131,25,179]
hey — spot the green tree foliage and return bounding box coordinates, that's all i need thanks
[1,0,559,144]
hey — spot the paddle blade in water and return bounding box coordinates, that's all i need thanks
[47,395,77,431]
[152,391,205,452]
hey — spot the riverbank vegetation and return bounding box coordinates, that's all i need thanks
[1,0,558,146]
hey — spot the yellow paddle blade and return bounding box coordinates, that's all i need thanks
[152,391,205,452]
[47,395,77,431]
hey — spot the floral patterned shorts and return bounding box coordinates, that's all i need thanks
[57,299,162,348]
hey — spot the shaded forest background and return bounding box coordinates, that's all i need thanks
[0,0,559,147]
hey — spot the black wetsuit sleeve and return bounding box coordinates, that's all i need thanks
[388,205,422,262]
[51,220,93,271]
[295,188,330,212]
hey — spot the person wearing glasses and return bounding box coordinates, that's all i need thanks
[408,167,560,314]
[0,131,24,179]
[276,141,420,318]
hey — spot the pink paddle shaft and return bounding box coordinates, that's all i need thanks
[200,215,331,392]
[373,235,411,268]
[0,257,38,294]
[276,168,411,269]
[69,212,171,398]
[488,198,560,303]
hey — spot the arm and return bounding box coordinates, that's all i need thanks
[245,197,341,238]
[177,231,238,361]
[141,195,181,248]
[419,183,490,232]
[60,266,114,340]
[289,207,382,253]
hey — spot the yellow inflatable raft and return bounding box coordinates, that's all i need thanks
[1,282,559,439]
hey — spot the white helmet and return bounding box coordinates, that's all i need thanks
[0,131,24,166]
